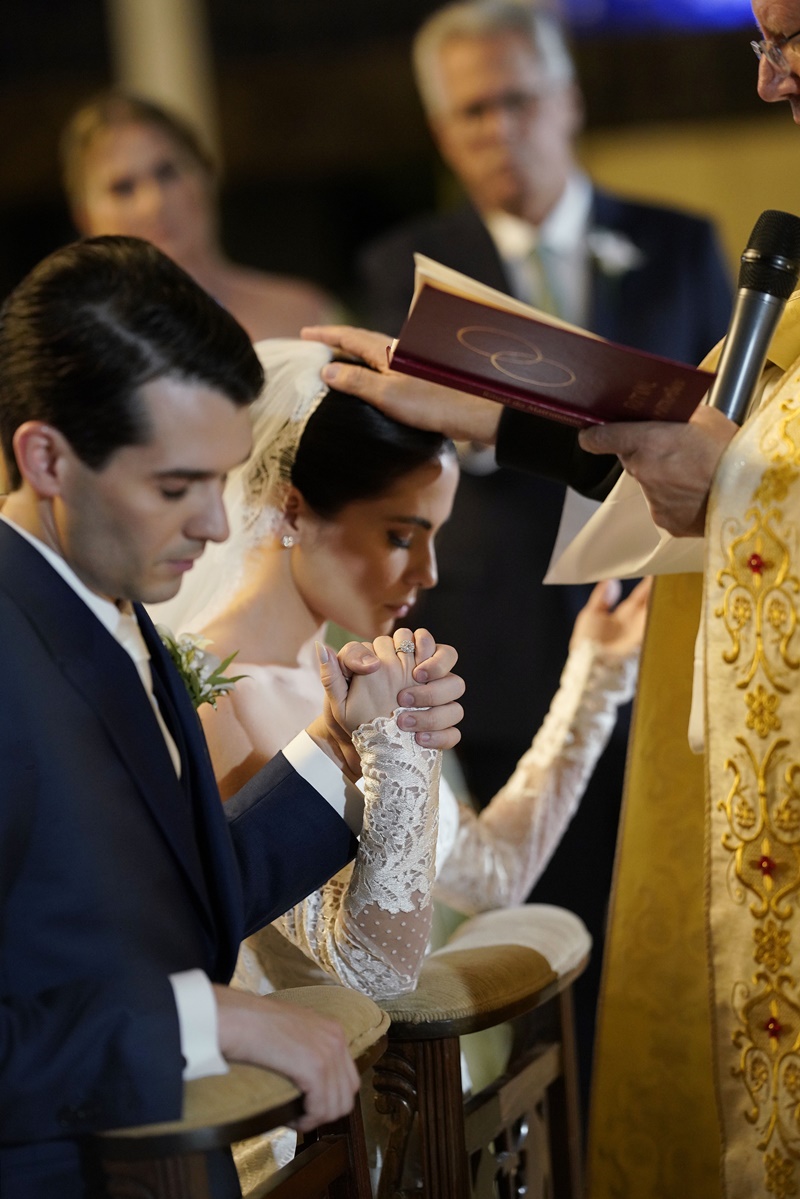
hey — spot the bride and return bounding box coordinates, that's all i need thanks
[153,337,647,1179]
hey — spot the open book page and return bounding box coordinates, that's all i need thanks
[409,254,601,338]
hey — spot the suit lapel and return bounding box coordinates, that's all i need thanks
[587,188,649,344]
[434,204,513,294]
[587,189,624,342]
[139,608,244,974]
[0,524,219,939]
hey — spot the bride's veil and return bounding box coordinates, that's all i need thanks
[148,337,333,634]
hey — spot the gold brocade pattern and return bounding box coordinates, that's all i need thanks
[587,575,721,1199]
[708,377,800,1197]
[588,314,800,1199]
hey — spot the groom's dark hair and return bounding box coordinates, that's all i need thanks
[0,235,263,490]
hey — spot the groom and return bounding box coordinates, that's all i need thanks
[0,236,464,1199]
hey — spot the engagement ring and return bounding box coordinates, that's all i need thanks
[396,640,416,654]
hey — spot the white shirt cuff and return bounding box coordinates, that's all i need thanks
[169,968,228,1080]
[283,730,365,835]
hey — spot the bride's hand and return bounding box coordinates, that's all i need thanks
[392,628,464,748]
[340,628,465,749]
[569,577,652,658]
[335,629,421,733]
[309,628,465,776]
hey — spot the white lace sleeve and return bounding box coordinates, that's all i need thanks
[273,711,441,996]
[434,639,639,915]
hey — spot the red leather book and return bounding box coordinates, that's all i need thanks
[390,256,715,427]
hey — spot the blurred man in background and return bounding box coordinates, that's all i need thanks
[359,0,732,1104]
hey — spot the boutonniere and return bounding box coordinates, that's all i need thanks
[157,627,246,710]
[587,229,646,277]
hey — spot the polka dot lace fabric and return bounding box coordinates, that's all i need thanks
[275,712,441,995]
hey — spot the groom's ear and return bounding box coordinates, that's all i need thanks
[12,422,72,498]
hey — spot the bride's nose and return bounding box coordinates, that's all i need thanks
[407,540,438,590]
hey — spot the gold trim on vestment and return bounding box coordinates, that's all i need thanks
[588,296,800,1198]
[706,364,800,1198]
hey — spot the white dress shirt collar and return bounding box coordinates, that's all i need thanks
[484,169,593,259]
[0,514,124,637]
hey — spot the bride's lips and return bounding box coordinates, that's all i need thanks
[387,598,415,620]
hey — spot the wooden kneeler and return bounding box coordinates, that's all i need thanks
[373,906,589,1199]
[93,985,389,1199]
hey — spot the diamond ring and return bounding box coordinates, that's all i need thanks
[395,639,416,654]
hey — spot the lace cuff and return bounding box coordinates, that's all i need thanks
[274,711,441,996]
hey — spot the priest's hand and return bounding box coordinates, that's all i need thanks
[302,324,501,444]
[578,404,737,537]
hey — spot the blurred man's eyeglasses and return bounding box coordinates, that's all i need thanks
[751,28,800,77]
[453,89,550,124]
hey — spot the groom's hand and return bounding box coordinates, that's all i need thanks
[306,638,382,778]
[331,628,464,750]
[213,985,359,1132]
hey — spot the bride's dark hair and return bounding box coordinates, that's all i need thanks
[291,388,455,518]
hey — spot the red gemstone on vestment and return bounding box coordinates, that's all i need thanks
[748,554,765,575]
[758,856,777,877]
[765,1016,783,1039]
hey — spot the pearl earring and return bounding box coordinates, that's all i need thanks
[281,534,295,549]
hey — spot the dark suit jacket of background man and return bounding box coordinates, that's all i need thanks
[358,188,732,1102]
[0,522,357,1198]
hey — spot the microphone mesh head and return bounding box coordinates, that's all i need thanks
[740,209,800,298]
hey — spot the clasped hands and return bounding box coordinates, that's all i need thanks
[308,626,464,778]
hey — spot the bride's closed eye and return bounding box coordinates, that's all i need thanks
[388,531,414,549]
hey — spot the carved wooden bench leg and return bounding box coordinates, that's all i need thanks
[373,1035,468,1199]
[415,1036,470,1198]
[546,987,583,1199]
[373,1042,419,1199]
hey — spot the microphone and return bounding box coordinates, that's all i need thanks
[705,209,800,425]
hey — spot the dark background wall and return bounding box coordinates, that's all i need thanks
[0,3,766,305]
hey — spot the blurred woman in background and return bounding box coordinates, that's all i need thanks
[60,90,338,341]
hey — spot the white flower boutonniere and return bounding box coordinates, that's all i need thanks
[157,626,246,710]
[587,229,646,277]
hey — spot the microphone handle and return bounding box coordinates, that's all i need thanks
[705,290,786,425]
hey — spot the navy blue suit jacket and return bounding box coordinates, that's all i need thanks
[358,189,732,1100]
[0,522,357,1196]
